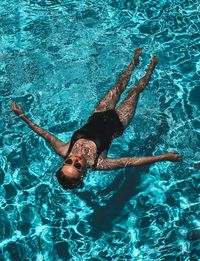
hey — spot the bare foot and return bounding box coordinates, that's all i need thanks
[152,56,159,65]
[130,48,142,67]
[134,48,142,57]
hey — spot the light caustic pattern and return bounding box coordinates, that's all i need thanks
[0,0,199,260]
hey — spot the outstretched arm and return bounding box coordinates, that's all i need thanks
[96,152,182,170]
[11,101,69,157]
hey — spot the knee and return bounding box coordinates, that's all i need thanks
[95,102,106,112]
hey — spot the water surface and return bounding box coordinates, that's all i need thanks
[0,0,200,260]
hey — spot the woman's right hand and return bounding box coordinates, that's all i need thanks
[11,101,24,116]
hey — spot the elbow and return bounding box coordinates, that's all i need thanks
[125,159,140,167]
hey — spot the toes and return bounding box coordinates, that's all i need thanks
[176,155,183,161]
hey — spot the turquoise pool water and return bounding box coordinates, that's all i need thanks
[0,0,200,260]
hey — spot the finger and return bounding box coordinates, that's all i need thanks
[18,103,22,109]
[11,101,16,110]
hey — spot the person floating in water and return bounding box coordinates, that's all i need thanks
[12,48,182,189]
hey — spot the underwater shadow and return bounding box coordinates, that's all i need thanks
[89,167,144,236]
[77,165,150,237]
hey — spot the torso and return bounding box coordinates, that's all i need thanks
[65,110,124,168]
[69,138,101,167]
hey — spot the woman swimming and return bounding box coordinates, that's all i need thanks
[12,48,182,189]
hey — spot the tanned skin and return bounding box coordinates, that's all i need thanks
[12,48,182,182]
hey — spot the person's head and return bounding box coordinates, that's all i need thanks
[56,154,87,189]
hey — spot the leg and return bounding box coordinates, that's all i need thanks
[116,56,158,127]
[93,48,142,113]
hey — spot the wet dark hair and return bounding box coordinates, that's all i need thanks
[56,168,84,190]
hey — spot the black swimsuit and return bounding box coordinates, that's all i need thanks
[66,109,124,169]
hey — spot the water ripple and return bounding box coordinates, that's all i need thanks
[1,0,200,260]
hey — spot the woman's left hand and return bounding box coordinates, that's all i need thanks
[164,152,182,162]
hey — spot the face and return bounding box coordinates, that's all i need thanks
[61,155,86,181]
